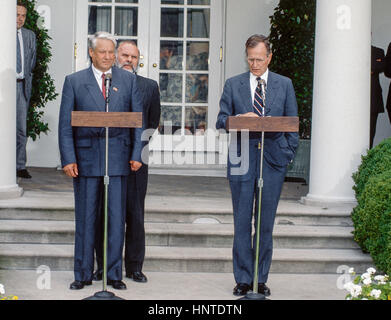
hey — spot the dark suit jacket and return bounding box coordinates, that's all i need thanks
[58,65,144,176]
[136,75,161,132]
[371,45,385,115]
[385,42,391,122]
[20,27,36,100]
[216,71,299,181]
[134,74,161,165]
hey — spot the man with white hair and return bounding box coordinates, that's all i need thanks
[58,32,144,290]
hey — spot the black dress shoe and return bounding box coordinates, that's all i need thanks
[233,283,251,296]
[93,270,103,281]
[107,279,127,290]
[69,280,92,290]
[17,169,31,179]
[126,271,148,283]
[258,283,271,296]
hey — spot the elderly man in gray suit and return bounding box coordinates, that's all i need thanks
[16,1,36,179]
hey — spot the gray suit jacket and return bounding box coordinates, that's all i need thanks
[20,27,36,100]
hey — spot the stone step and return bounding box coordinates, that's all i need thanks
[0,243,372,274]
[0,194,353,226]
[0,220,358,249]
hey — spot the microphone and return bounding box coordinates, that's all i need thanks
[104,73,112,100]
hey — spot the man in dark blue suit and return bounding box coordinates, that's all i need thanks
[58,32,144,290]
[216,34,299,297]
[94,41,161,283]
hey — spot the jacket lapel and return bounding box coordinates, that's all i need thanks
[264,71,279,115]
[239,72,253,113]
[85,67,106,110]
[21,28,29,68]
[108,66,121,111]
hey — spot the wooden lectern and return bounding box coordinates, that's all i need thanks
[72,110,142,300]
[227,115,299,300]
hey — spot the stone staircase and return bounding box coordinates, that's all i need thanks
[0,190,373,274]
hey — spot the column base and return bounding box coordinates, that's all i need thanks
[0,185,23,200]
[301,193,357,209]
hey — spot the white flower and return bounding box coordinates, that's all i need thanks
[367,267,376,275]
[374,275,386,284]
[351,285,362,298]
[348,268,355,275]
[0,284,5,295]
[345,283,362,298]
[363,278,372,285]
[370,289,381,299]
[361,273,371,280]
[344,281,354,291]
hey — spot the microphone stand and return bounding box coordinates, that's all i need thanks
[240,80,267,301]
[85,74,124,300]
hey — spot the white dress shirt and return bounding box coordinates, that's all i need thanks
[250,69,269,104]
[16,29,25,79]
[91,64,112,93]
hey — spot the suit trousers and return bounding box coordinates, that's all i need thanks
[370,111,379,148]
[124,164,148,273]
[229,152,287,285]
[16,81,29,170]
[74,176,126,282]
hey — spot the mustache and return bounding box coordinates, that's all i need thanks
[117,61,137,73]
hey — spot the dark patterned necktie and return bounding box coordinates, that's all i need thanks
[253,77,266,117]
[17,32,22,74]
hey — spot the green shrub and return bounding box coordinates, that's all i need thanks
[351,170,391,275]
[269,0,316,139]
[352,137,391,200]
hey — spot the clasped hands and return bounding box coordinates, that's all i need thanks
[63,160,142,178]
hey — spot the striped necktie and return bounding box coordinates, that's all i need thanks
[253,77,266,117]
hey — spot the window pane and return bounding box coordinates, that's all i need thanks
[187,0,210,6]
[160,41,183,70]
[186,42,209,70]
[88,6,111,34]
[188,0,210,4]
[186,74,208,103]
[161,0,184,4]
[185,106,207,134]
[159,106,182,134]
[187,9,210,38]
[115,0,138,3]
[115,7,138,36]
[160,73,183,103]
[161,8,184,38]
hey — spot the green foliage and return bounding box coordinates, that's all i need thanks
[351,170,391,275]
[269,0,316,139]
[352,138,391,199]
[351,138,391,274]
[20,0,58,141]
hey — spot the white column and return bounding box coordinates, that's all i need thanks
[0,0,23,199]
[303,0,371,207]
